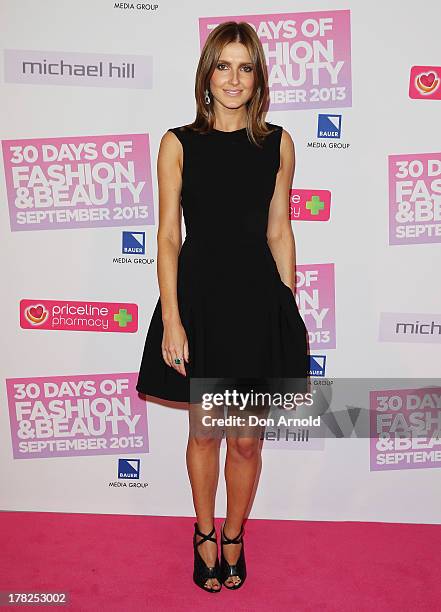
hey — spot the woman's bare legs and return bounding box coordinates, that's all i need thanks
[186,393,269,589]
[222,435,261,586]
[186,403,222,590]
[223,395,269,587]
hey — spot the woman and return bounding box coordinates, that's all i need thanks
[136,21,309,592]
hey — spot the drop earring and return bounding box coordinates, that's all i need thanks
[204,88,211,105]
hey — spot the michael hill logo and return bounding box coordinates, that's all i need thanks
[4,49,153,89]
[379,312,441,343]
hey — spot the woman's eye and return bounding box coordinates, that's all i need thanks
[216,64,253,72]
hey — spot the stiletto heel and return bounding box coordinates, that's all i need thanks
[220,520,247,589]
[193,522,222,593]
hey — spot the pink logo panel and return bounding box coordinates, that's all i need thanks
[388,152,441,245]
[6,373,149,459]
[1,133,154,231]
[200,10,352,111]
[20,299,138,333]
[296,263,336,349]
[370,387,441,471]
[409,66,441,100]
[290,189,331,220]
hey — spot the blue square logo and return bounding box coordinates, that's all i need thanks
[317,114,342,139]
[122,231,145,254]
[308,355,326,377]
[118,458,140,479]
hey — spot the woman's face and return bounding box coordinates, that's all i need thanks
[209,42,255,110]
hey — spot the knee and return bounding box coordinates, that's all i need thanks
[188,435,219,452]
[227,437,259,460]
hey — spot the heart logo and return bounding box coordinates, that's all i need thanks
[416,71,439,93]
[29,305,43,318]
[25,303,48,325]
[420,72,435,87]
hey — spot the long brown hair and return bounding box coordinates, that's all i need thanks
[185,21,276,147]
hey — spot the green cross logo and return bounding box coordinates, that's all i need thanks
[114,308,133,327]
[306,195,325,215]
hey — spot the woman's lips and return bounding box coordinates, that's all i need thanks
[224,89,242,96]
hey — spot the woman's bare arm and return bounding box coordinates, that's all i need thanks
[266,129,297,292]
[156,130,189,375]
[156,130,183,324]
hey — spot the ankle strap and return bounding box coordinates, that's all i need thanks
[194,522,217,546]
[221,522,244,544]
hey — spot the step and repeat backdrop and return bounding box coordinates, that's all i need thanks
[1,0,440,523]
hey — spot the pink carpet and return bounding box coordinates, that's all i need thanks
[1,512,439,611]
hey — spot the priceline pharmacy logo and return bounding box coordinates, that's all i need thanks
[20,299,138,332]
[289,189,331,221]
[409,66,441,99]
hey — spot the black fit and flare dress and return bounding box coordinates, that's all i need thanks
[136,122,309,403]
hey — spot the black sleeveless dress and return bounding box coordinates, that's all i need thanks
[136,122,308,403]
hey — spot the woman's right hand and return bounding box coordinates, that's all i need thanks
[161,319,190,376]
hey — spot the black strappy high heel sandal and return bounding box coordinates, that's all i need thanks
[193,522,222,593]
[220,520,247,589]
